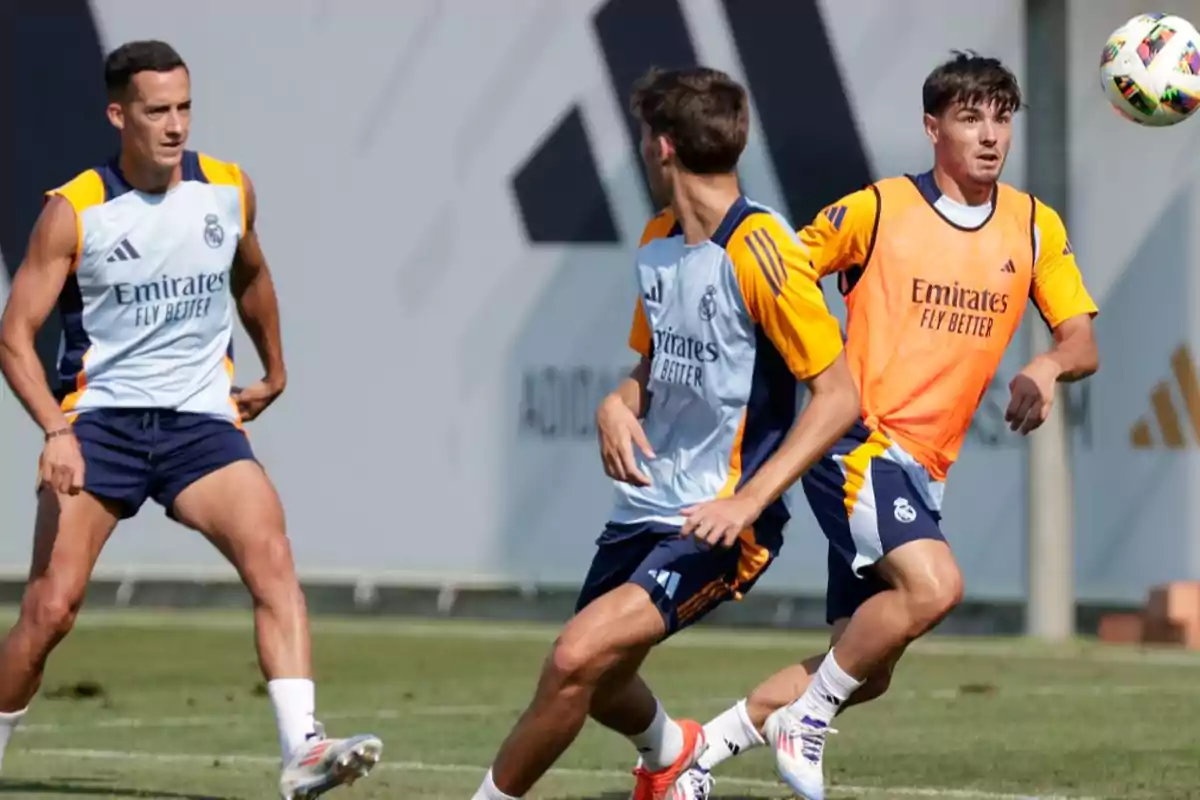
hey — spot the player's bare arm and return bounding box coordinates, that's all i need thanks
[596,356,655,487]
[1036,313,1098,382]
[229,171,287,422]
[1006,200,1099,434]
[611,354,652,417]
[0,196,87,494]
[736,353,860,509]
[682,353,859,547]
[1006,314,1098,435]
[0,197,78,432]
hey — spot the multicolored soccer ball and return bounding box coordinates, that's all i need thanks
[1100,12,1200,126]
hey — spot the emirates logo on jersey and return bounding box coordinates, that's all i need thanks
[911,277,1012,340]
[113,271,227,328]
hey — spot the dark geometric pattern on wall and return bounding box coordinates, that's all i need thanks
[511,0,874,244]
[512,107,620,244]
[0,3,113,381]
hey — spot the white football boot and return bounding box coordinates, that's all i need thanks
[764,706,836,800]
[670,766,715,799]
[278,722,383,799]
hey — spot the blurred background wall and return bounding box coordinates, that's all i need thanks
[1,0,1198,623]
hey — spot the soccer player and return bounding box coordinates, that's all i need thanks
[0,41,381,799]
[471,66,861,800]
[669,51,1100,800]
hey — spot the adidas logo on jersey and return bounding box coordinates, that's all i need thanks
[644,276,663,305]
[1130,344,1200,449]
[106,238,141,263]
[1000,258,1016,274]
[823,203,848,230]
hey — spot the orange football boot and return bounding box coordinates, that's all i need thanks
[630,719,706,800]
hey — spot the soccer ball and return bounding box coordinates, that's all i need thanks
[1100,12,1200,126]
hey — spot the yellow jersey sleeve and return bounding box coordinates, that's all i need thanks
[45,169,106,272]
[1031,201,1099,328]
[727,213,844,380]
[797,187,877,278]
[639,209,677,245]
[625,210,676,357]
[628,297,652,357]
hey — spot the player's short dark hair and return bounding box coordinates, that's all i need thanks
[630,66,749,174]
[922,51,1022,117]
[104,40,188,101]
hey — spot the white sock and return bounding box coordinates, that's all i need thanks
[627,699,685,771]
[792,649,864,721]
[0,708,27,772]
[472,768,521,800]
[267,678,316,762]
[697,699,764,770]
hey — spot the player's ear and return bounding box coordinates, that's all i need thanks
[656,134,674,166]
[106,101,125,132]
[922,113,939,146]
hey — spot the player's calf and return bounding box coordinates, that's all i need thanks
[169,458,380,794]
[764,544,960,799]
[844,540,963,672]
[172,461,314,752]
[171,461,309,680]
[0,489,119,770]
[479,584,678,798]
[743,655,895,733]
[693,650,896,782]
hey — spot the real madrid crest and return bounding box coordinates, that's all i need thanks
[203,214,225,249]
[698,285,717,321]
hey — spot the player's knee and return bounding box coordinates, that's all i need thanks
[256,531,295,574]
[544,607,634,693]
[545,634,607,692]
[544,584,663,698]
[904,558,963,632]
[241,532,299,599]
[20,579,83,645]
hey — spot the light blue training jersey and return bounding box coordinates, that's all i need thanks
[48,150,246,422]
[607,196,845,551]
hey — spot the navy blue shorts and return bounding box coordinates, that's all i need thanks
[71,409,255,519]
[575,521,777,637]
[801,424,945,624]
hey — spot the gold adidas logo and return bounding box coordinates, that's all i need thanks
[1131,344,1200,448]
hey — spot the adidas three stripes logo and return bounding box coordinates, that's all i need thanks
[106,238,141,263]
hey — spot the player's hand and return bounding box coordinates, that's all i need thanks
[1005,356,1061,435]
[596,394,655,487]
[38,430,85,496]
[680,495,762,549]
[233,376,285,422]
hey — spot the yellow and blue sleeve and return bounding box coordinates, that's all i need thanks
[198,153,248,234]
[727,214,843,380]
[628,297,652,357]
[1032,201,1099,329]
[626,211,678,357]
[45,169,106,271]
[797,187,877,278]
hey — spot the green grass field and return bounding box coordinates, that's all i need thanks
[0,609,1197,799]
